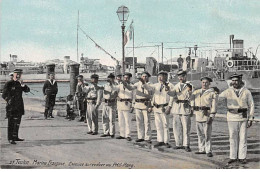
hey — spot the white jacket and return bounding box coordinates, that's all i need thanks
[191,88,218,122]
[219,86,254,122]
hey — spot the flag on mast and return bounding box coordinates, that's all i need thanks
[124,20,134,46]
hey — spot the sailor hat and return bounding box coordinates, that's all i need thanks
[107,73,115,78]
[13,69,23,73]
[177,70,187,76]
[123,72,132,78]
[200,76,213,82]
[157,71,168,76]
[141,71,151,77]
[229,74,243,79]
[76,75,83,79]
[91,74,99,79]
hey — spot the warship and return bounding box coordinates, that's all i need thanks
[169,35,260,93]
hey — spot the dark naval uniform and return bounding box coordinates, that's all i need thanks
[2,70,30,144]
[43,79,58,118]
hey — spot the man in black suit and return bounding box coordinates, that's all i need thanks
[2,69,30,144]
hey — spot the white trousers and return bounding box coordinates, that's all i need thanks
[173,114,191,147]
[196,122,212,153]
[228,121,247,160]
[135,109,151,140]
[118,110,131,138]
[154,112,170,143]
[102,105,116,135]
[86,103,98,133]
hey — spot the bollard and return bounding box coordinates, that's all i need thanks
[46,63,55,79]
[69,63,80,95]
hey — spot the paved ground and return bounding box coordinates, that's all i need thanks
[0,97,259,169]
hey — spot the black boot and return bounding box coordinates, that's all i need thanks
[78,117,84,122]
[9,140,16,144]
[15,138,25,141]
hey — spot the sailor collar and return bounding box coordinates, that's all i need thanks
[200,88,213,96]
[139,81,150,85]
[232,86,245,97]
[48,79,56,85]
[178,82,187,91]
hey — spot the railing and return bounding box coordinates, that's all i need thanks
[230,60,260,71]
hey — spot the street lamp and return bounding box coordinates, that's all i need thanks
[116,5,129,74]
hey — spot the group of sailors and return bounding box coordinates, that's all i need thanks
[67,69,254,165]
[2,68,255,165]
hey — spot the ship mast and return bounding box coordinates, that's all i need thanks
[77,10,79,62]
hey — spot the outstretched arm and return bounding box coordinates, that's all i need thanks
[122,81,137,90]
[22,85,30,93]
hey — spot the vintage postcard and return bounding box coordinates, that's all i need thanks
[0,0,259,169]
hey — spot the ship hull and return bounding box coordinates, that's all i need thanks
[149,71,260,94]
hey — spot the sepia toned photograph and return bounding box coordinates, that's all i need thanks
[0,0,259,169]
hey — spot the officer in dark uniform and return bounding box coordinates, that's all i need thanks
[2,69,30,144]
[42,73,58,119]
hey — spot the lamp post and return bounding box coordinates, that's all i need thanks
[117,5,129,74]
[194,45,198,57]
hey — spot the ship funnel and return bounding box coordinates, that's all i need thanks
[230,35,234,51]
[233,39,244,57]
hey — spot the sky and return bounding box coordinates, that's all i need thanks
[0,0,260,66]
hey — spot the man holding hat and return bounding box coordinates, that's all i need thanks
[169,70,193,152]
[100,73,118,138]
[75,75,87,122]
[143,71,174,148]
[84,74,102,135]
[2,69,30,144]
[114,72,134,141]
[219,74,254,165]
[190,76,218,157]
[42,73,58,119]
[123,71,153,143]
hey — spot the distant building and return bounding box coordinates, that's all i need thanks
[80,56,101,73]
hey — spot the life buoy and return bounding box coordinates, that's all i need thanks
[227,60,234,68]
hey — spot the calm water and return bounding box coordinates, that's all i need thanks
[24,82,260,116]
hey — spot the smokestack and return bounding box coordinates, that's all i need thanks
[230,35,234,51]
